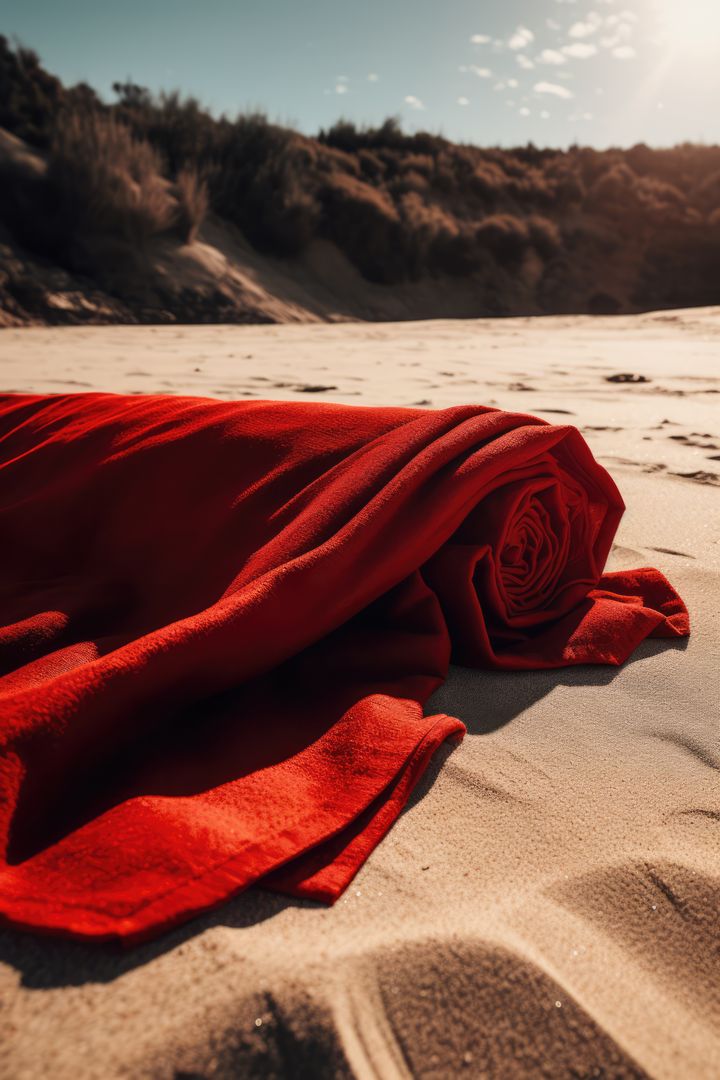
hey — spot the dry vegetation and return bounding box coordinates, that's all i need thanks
[1,35,720,324]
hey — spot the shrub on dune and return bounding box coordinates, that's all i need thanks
[357,148,386,181]
[694,169,720,217]
[588,162,684,217]
[469,161,506,202]
[398,192,458,277]
[207,118,321,256]
[114,86,223,175]
[589,163,639,210]
[0,36,65,147]
[46,110,177,251]
[475,214,530,266]
[319,172,407,282]
[172,164,209,244]
[527,215,562,259]
[545,163,585,209]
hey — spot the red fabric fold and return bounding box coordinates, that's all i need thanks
[0,393,688,943]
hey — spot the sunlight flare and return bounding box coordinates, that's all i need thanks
[654,0,720,54]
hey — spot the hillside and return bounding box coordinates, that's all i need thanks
[1,36,720,326]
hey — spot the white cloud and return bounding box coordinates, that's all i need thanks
[534,80,574,99]
[613,44,636,58]
[538,48,567,64]
[469,65,492,77]
[507,77,519,88]
[517,54,535,69]
[493,81,506,91]
[601,9,637,47]
[562,42,598,57]
[569,13,603,37]
[367,72,379,82]
[546,18,562,30]
[509,25,535,50]
[404,95,425,110]
[601,26,632,47]
[607,10,638,25]
[470,33,491,44]
[334,83,349,94]
[541,109,551,119]
[519,106,531,116]
[457,96,470,106]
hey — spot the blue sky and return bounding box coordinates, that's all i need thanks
[3,0,719,148]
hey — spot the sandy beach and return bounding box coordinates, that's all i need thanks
[1,308,718,1079]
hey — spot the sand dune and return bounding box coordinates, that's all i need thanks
[0,308,718,1078]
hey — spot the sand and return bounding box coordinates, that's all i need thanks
[1,309,719,1079]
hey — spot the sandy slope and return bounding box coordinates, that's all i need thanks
[0,309,719,1079]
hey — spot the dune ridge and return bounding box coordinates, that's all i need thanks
[2,34,720,329]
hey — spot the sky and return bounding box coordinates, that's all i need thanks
[2,0,719,149]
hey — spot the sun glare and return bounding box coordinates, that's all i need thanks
[655,0,720,54]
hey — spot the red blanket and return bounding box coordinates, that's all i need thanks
[0,393,688,943]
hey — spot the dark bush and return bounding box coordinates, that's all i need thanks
[527,215,562,258]
[694,170,720,215]
[475,214,529,266]
[588,292,622,315]
[45,110,177,250]
[319,172,407,282]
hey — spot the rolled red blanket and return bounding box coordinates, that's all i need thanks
[0,393,688,942]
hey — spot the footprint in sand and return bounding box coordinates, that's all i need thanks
[650,547,696,560]
[605,373,651,384]
[671,470,720,487]
[612,543,645,561]
[669,434,720,450]
[295,384,338,393]
[603,455,651,468]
